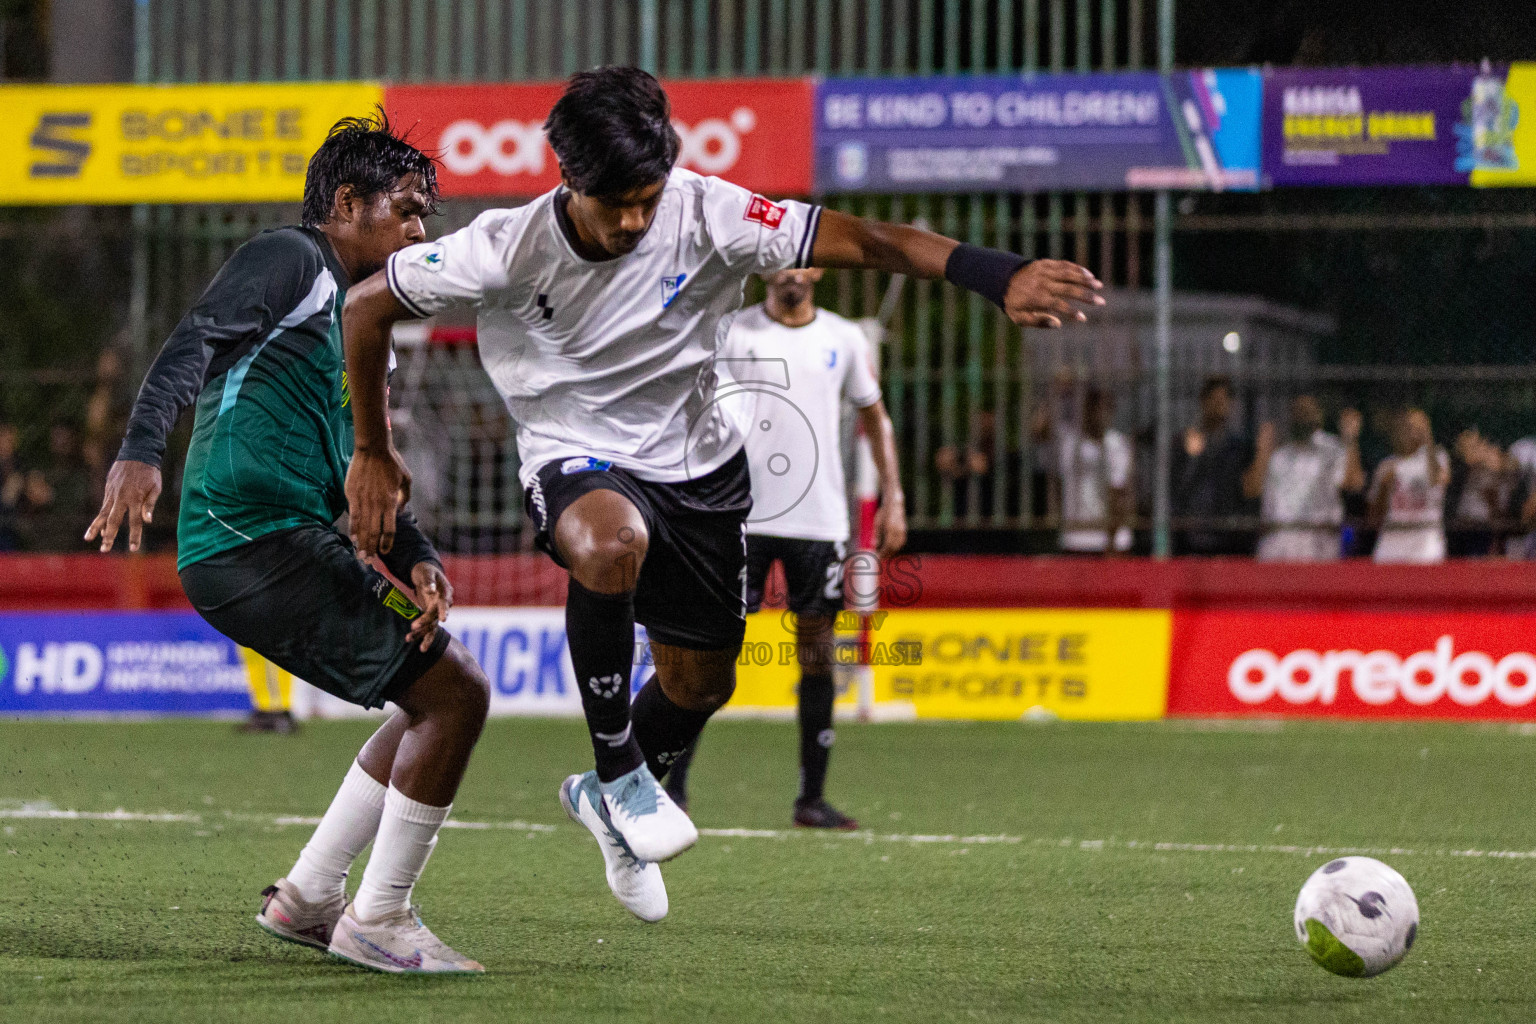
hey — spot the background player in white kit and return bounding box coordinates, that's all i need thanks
[341,67,1102,923]
[662,266,907,830]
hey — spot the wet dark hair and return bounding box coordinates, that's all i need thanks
[301,108,441,228]
[544,66,680,199]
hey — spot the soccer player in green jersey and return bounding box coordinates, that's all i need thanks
[85,114,491,974]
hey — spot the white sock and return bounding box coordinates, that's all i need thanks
[286,761,388,904]
[351,786,451,922]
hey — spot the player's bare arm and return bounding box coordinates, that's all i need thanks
[856,400,907,559]
[809,208,1104,329]
[342,273,414,559]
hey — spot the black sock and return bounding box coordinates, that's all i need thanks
[566,579,644,782]
[797,672,835,803]
[662,737,698,803]
[631,677,712,782]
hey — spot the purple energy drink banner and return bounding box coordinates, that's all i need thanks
[1263,64,1530,187]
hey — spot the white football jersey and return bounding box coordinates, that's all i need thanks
[1372,445,1449,564]
[385,168,822,486]
[1054,426,1132,552]
[719,304,881,542]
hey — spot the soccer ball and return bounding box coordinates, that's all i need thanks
[1293,856,1419,977]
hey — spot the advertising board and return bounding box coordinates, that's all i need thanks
[384,78,815,198]
[815,69,1261,193]
[0,82,384,204]
[1169,610,1536,720]
[867,609,1171,721]
[0,611,251,715]
[1263,64,1534,187]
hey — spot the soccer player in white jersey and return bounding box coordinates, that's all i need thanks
[662,266,907,830]
[341,67,1102,922]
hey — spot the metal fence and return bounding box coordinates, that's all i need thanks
[135,0,1162,82]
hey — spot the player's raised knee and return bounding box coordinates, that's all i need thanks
[662,650,737,712]
[563,523,649,594]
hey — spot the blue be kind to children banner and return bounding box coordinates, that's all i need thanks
[815,68,1262,193]
[0,612,252,715]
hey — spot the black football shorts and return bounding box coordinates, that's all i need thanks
[526,449,752,651]
[179,524,450,709]
[745,534,847,617]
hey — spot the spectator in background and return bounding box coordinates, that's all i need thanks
[1247,397,1366,562]
[19,422,92,551]
[1447,428,1515,557]
[933,411,1025,520]
[1171,375,1258,555]
[1039,388,1132,554]
[1369,408,1450,564]
[0,423,20,551]
[1508,434,1536,559]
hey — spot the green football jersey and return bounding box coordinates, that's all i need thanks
[119,227,358,570]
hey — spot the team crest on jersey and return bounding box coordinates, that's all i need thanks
[660,273,687,309]
[743,195,785,229]
[562,456,613,475]
[420,242,445,272]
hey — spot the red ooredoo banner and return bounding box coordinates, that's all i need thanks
[384,78,815,198]
[1168,610,1536,720]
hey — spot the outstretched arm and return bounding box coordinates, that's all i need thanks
[342,272,414,559]
[809,208,1104,329]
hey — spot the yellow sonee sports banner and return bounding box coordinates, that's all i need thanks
[726,608,1171,721]
[868,609,1171,721]
[0,82,384,204]
[725,611,863,714]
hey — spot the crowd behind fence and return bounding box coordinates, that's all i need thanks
[8,321,1536,563]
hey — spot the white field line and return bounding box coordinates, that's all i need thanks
[0,807,200,823]
[4,804,1535,861]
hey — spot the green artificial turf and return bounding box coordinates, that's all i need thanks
[2,716,1535,1023]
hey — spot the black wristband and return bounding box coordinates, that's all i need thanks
[944,243,1030,310]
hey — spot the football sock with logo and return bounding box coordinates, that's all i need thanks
[286,760,387,904]
[566,579,645,782]
[661,738,698,804]
[797,672,836,803]
[351,786,450,922]
[631,677,713,782]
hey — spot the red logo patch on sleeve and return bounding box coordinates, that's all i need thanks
[743,194,786,229]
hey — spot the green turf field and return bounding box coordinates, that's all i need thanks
[3,716,1536,1023]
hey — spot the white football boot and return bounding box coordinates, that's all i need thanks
[328,903,484,974]
[255,878,345,950]
[598,763,698,863]
[561,771,669,922]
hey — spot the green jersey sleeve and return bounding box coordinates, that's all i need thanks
[117,229,324,468]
